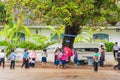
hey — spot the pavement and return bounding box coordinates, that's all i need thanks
[0,62,120,80]
[0,67,120,80]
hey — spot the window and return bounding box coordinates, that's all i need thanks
[75,48,99,52]
[93,33,109,42]
[50,33,63,42]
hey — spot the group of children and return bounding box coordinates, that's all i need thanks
[0,49,36,69]
[0,44,111,72]
[41,47,78,69]
[53,48,68,69]
[21,49,36,69]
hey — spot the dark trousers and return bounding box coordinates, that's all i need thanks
[100,57,104,67]
[100,61,104,67]
[113,50,118,59]
[93,62,98,72]
[21,60,29,68]
[21,62,25,68]
[10,60,15,69]
[21,58,25,68]
[62,60,66,69]
[25,60,29,69]
[0,58,5,68]
[114,59,120,70]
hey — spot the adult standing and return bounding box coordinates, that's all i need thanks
[114,49,120,70]
[113,42,120,59]
[8,49,16,69]
[99,45,105,67]
[0,49,6,68]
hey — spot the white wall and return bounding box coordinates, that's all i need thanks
[94,29,120,46]
[25,28,53,41]
[102,29,120,43]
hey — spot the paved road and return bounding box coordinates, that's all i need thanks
[0,67,120,80]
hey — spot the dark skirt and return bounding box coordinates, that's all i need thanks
[74,58,78,64]
[54,60,59,66]
[42,57,47,62]
[62,60,66,65]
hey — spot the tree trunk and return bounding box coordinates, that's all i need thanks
[62,24,80,49]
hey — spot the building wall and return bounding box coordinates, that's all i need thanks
[27,28,120,44]
[93,29,120,45]
[1,25,120,44]
[25,28,53,41]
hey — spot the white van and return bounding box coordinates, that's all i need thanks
[45,43,103,62]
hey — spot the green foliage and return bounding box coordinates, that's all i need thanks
[104,42,114,52]
[0,1,6,25]
[18,41,55,50]
[32,34,49,46]
[18,41,40,50]
[0,40,56,57]
[0,40,9,46]
[47,25,64,43]
[5,44,12,57]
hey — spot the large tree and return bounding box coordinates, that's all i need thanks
[36,0,120,48]
[1,0,120,48]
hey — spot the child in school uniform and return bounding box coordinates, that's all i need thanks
[93,50,99,72]
[41,49,47,68]
[29,58,36,67]
[8,49,16,69]
[61,51,68,69]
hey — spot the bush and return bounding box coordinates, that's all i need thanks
[104,42,114,52]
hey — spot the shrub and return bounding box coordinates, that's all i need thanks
[104,42,114,52]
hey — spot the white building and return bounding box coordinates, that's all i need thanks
[0,22,120,44]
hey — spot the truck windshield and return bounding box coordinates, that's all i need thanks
[75,48,99,52]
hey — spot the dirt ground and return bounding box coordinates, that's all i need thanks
[0,62,120,80]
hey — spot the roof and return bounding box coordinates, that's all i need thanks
[0,22,120,29]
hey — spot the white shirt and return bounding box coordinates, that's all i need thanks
[0,52,6,58]
[41,52,47,57]
[113,45,120,50]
